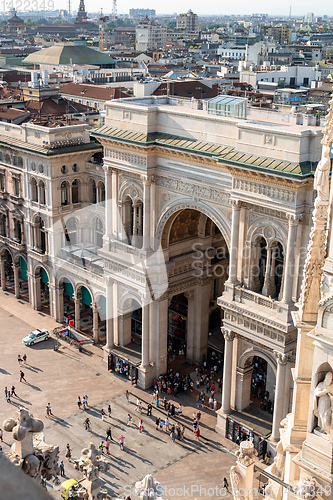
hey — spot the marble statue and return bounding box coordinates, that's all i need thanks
[3,408,60,481]
[134,474,163,499]
[74,443,110,500]
[314,145,331,202]
[313,372,333,435]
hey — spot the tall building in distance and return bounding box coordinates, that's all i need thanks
[75,0,88,25]
[176,9,199,33]
[267,25,292,44]
[129,8,156,19]
[135,17,167,51]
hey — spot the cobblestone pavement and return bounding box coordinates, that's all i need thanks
[0,292,239,499]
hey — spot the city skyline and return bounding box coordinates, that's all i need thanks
[79,1,329,18]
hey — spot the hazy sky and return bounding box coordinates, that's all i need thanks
[81,0,329,17]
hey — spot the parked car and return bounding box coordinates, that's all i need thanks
[22,329,50,346]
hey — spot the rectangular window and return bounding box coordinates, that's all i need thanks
[13,177,20,197]
[0,171,4,191]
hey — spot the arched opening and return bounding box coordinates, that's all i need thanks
[62,278,74,324]
[97,181,105,204]
[61,181,69,206]
[31,178,38,202]
[72,179,80,204]
[13,218,22,243]
[168,293,188,365]
[131,301,142,345]
[251,237,267,293]
[89,179,97,204]
[79,285,93,335]
[65,217,78,246]
[34,216,46,254]
[122,195,134,244]
[36,266,50,314]
[161,207,229,369]
[273,242,284,299]
[250,356,275,414]
[39,181,46,205]
[19,256,29,301]
[95,217,103,248]
[208,308,224,376]
[2,249,14,292]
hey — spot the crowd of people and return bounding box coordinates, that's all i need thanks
[251,357,274,415]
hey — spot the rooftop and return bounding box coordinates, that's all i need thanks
[24,43,116,68]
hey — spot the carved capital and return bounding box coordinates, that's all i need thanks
[221,327,235,341]
[286,213,303,225]
[230,199,242,210]
[274,350,295,365]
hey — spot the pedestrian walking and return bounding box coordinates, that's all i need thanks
[165,417,169,432]
[181,425,185,440]
[105,439,110,454]
[195,427,200,441]
[171,404,175,416]
[196,411,201,424]
[155,417,160,430]
[147,403,152,416]
[47,403,53,416]
[82,395,87,410]
[84,395,89,407]
[23,354,27,364]
[155,396,159,408]
[99,441,104,453]
[77,396,82,409]
[213,399,217,411]
[223,478,229,493]
[108,404,111,418]
[0,429,3,442]
[106,427,113,441]
[159,419,164,431]
[84,418,90,431]
[127,414,132,426]
[170,425,176,443]
[139,419,144,433]
[118,434,125,451]
[125,390,130,403]
[4,387,8,398]
[19,370,26,383]
[209,396,213,408]
[59,461,65,477]
[6,392,10,403]
[66,444,71,461]
[101,409,106,421]
[177,404,183,416]
[11,386,17,397]
[17,355,22,365]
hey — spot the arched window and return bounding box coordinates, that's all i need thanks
[39,181,46,205]
[31,178,38,202]
[65,217,77,245]
[97,181,105,204]
[96,217,103,247]
[61,181,69,206]
[0,212,7,236]
[35,216,46,254]
[72,179,80,204]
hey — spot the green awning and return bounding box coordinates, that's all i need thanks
[81,286,92,307]
[41,268,49,285]
[63,280,74,298]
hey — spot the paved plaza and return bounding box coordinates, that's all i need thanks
[0,291,238,499]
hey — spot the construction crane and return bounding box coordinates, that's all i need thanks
[99,9,109,53]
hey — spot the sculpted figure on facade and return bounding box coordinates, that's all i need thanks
[314,145,331,203]
[313,372,333,435]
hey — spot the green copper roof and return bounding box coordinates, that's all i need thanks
[91,125,314,179]
[24,43,116,67]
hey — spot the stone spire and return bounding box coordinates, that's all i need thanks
[298,94,333,323]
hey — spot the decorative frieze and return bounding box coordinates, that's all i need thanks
[105,149,147,167]
[156,175,229,204]
[234,178,296,203]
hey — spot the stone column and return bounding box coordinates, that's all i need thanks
[1,257,6,291]
[104,167,112,239]
[34,274,41,310]
[133,205,138,247]
[281,215,301,304]
[105,279,114,350]
[221,328,235,413]
[141,301,149,368]
[272,352,288,441]
[143,179,151,251]
[228,200,241,284]
[92,304,99,343]
[149,300,156,367]
[111,169,118,239]
[74,292,81,330]
[56,284,64,323]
